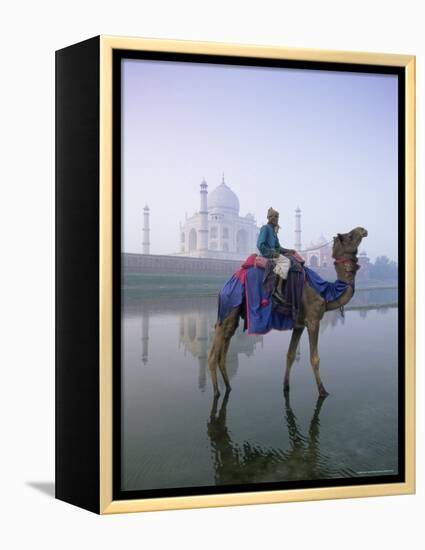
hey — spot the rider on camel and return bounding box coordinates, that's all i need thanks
[257,207,296,303]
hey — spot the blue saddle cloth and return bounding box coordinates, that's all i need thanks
[218,260,352,335]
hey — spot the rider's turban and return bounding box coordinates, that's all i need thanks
[267,207,279,220]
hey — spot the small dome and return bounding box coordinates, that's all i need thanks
[208,179,240,214]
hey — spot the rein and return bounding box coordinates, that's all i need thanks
[334,255,360,273]
[334,256,358,265]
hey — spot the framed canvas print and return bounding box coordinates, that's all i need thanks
[55,35,415,514]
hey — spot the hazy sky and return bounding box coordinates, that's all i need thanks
[122,58,398,262]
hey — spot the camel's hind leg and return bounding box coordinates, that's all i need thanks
[284,326,304,393]
[215,338,230,390]
[306,320,329,397]
[208,331,221,398]
[208,308,239,398]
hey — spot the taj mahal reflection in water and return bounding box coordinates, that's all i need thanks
[139,298,262,389]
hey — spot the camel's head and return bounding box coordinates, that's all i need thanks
[332,227,368,258]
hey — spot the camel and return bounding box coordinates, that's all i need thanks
[208,226,368,398]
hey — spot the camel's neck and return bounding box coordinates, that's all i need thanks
[325,251,358,311]
[325,284,354,311]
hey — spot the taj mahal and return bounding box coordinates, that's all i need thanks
[177,174,259,261]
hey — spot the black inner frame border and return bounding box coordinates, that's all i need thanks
[112,48,406,502]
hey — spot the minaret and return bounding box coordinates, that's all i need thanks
[295,206,302,251]
[142,205,150,255]
[198,179,208,257]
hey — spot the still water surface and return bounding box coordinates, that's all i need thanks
[121,290,398,491]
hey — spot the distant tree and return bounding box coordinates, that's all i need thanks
[369,256,398,282]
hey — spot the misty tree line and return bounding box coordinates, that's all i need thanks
[368,256,398,282]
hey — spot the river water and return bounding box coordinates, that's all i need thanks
[121,289,398,492]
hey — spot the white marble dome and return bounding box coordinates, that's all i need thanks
[208,181,240,214]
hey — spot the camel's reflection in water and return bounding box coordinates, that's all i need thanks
[207,393,335,485]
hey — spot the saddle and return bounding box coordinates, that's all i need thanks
[260,254,305,320]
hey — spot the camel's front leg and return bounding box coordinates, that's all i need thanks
[284,326,304,392]
[306,320,329,397]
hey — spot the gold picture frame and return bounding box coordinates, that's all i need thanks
[56,35,415,514]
